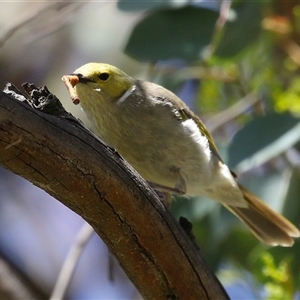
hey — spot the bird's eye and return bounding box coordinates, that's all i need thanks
[98,73,109,81]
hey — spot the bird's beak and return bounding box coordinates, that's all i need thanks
[62,73,94,90]
[62,73,96,105]
[71,73,95,85]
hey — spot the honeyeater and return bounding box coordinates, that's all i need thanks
[62,62,300,246]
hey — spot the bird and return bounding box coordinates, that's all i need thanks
[62,62,300,246]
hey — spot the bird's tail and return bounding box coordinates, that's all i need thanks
[226,184,300,246]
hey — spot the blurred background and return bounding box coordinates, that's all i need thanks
[1,1,300,299]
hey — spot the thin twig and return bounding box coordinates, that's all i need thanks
[208,0,233,58]
[0,2,83,47]
[205,93,261,133]
[50,223,94,300]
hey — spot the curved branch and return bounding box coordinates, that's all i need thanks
[0,90,229,300]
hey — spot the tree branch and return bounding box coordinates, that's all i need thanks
[0,87,229,300]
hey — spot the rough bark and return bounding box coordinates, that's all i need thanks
[0,89,229,300]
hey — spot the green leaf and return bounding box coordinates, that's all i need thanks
[238,169,292,213]
[228,112,300,171]
[124,6,219,61]
[214,2,263,58]
[117,0,186,11]
[282,168,300,225]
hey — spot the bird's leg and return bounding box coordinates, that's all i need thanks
[172,166,187,196]
[147,182,181,207]
[147,168,187,207]
[147,182,185,195]
[148,167,187,194]
[146,185,173,207]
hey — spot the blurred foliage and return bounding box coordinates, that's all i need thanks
[228,112,300,171]
[124,6,219,61]
[2,0,300,299]
[259,252,295,300]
